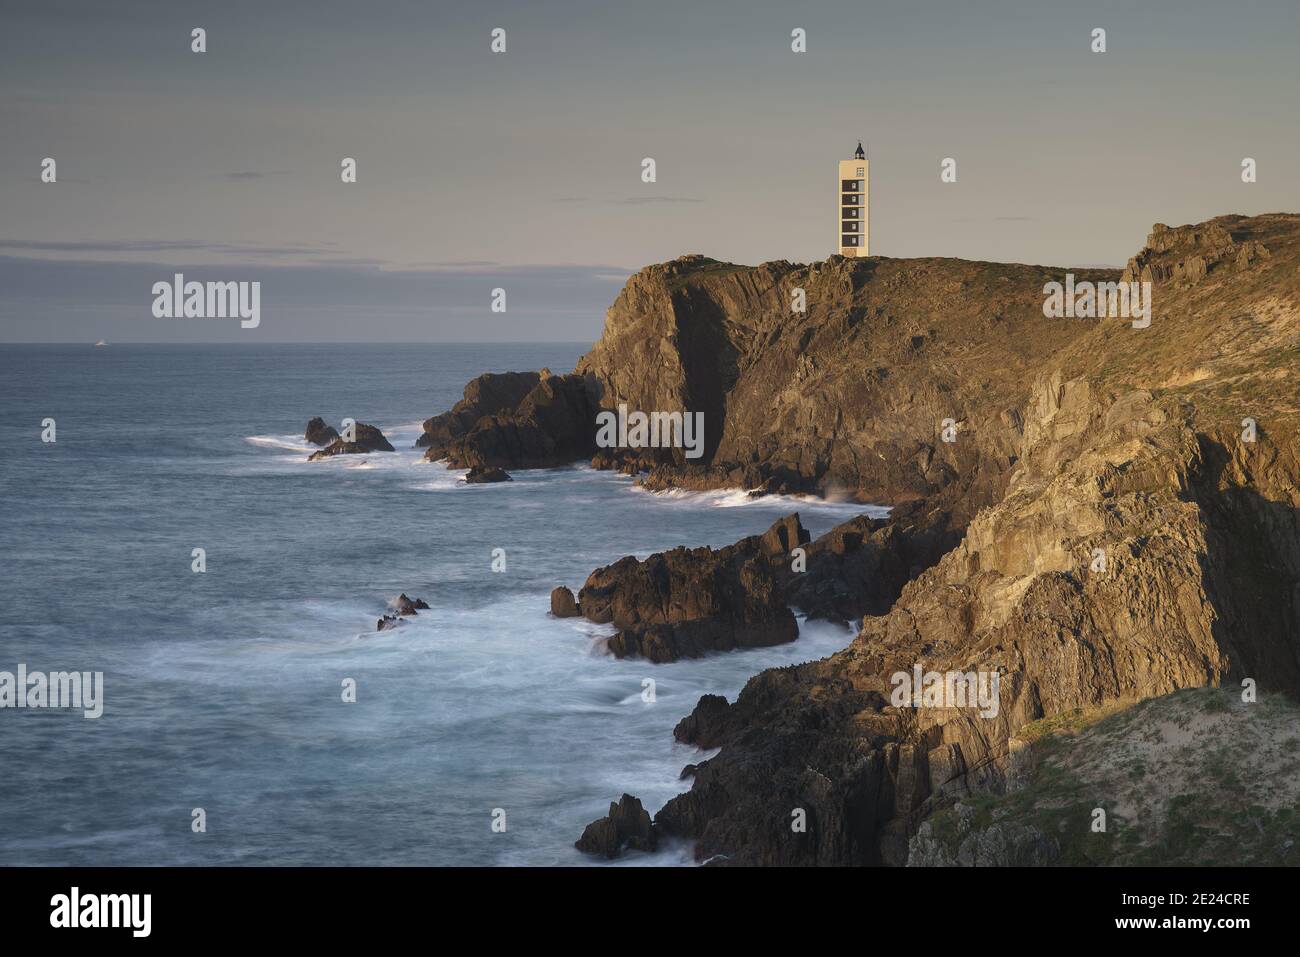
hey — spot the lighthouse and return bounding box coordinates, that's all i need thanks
[838,142,869,257]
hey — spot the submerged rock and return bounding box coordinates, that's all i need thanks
[464,465,512,484]
[394,594,429,617]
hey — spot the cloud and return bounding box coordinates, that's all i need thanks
[551,196,704,206]
[950,216,1038,223]
[403,260,501,271]
[223,170,291,180]
[0,253,634,342]
[608,196,703,205]
[0,238,336,258]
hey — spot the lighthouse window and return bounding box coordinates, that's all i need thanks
[843,208,860,219]
[841,179,859,192]
[842,221,860,233]
[842,235,860,247]
[857,167,865,176]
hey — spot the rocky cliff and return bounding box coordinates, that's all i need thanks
[644,214,1300,865]
[420,213,1300,865]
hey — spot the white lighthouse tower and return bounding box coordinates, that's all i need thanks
[838,142,869,257]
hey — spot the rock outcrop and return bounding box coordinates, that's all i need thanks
[575,515,802,662]
[305,416,340,447]
[422,372,602,470]
[575,794,658,859]
[550,586,579,618]
[417,372,540,450]
[307,422,395,460]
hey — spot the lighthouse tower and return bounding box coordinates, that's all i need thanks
[838,142,869,257]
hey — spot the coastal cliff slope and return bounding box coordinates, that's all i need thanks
[636,214,1300,864]
[420,212,1300,864]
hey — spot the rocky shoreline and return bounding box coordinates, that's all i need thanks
[325,213,1300,864]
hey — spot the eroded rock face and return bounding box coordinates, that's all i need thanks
[619,214,1300,865]
[1121,219,1270,287]
[573,253,1088,516]
[654,386,1300,864]
[307,423,395,460]
[574,794,658,859]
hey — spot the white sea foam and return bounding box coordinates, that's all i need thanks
[629,483,890,520]
[244,433,312,452]
[172,416,878,866]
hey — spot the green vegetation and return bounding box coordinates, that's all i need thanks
[919,687,1300,866]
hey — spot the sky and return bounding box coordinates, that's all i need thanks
[2,0,1298,342]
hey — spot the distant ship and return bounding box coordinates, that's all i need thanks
[94,340,108,347]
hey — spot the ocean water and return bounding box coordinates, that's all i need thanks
[0,344,884,866]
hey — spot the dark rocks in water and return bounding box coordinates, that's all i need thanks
[376,594,428,630]
[308,423,396,460]
[394,594,429,617]
[416,371,541,450]
[570,510,945,663]
[422,371,602,470]
[607,613,796,664]
[578,520,799,663]
[577,515,800,630]
[577,520,800,660]
[464,465,512,484]
[305,416,340,447]
[550,586,579,618]
[574,794,658,859]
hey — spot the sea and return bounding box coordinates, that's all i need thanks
[0,343,884,866]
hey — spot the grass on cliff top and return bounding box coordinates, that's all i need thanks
[665,262,747,291]
[926,687,1300,865]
